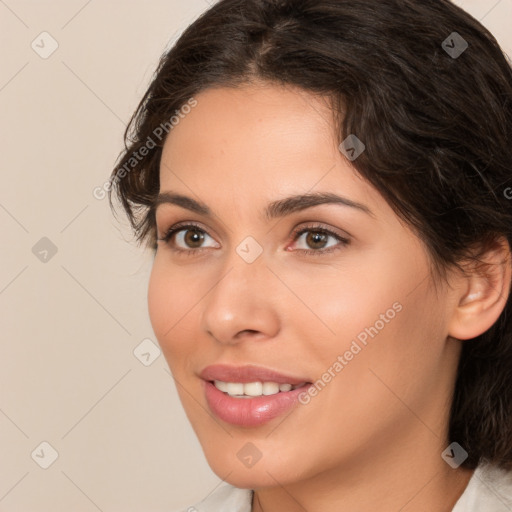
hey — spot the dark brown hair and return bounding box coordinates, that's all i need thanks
[110,0,512,470]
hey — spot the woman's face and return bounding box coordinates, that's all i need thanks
[148,82,462,489]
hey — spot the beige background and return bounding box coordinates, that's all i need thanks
[0,1,511,510]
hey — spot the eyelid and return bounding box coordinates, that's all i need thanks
[290,222,350,241]
[157,219,209,238]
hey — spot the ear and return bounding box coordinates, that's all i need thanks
[448,236,512,341]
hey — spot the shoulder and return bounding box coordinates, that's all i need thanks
[172,484,253,512]
[452,462,512,512]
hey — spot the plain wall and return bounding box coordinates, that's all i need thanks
[0,0,511,510]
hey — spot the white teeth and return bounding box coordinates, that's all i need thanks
[243,382,263,396]
[262,382,280,395]
[226,382,244,396]
[214,380,228,393]
[213,380,304,397]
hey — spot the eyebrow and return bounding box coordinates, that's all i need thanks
[153,191,375,220]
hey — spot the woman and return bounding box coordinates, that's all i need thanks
[109,0,512,510]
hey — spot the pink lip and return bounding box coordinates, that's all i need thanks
[199,364,309,385]
[200,364,312,427]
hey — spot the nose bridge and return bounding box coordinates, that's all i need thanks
[200,237,280,343]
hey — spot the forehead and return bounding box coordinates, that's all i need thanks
[163,84,335,157]
[158,83,380,214]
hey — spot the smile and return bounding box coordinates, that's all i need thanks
[213,380,306,397]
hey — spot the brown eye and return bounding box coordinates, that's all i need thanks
[290,225,350,256]
[183,229,205,248]
[158,223,220,253]
[304,231,329,249]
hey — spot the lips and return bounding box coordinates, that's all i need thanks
[199,364,309,385]
[199,364,313,427]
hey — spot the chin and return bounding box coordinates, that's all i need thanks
[209,462,284,489]
[202,443,307,489]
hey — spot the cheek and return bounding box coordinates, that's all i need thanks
[284,260,398,355]
[323,277,447,419]
[299,250,443,391]
[147,259,191,362]
[147,263,169,341]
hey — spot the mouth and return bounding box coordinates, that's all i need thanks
[199,364,313,427]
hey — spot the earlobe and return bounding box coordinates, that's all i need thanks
[448,237,512,341]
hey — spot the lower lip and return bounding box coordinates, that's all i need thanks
[203,380,312,427]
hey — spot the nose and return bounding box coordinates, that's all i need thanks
[200,248,281,346]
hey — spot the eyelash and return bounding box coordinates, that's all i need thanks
[157,222,350,257]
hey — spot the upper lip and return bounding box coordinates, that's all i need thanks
[199,364,310,385]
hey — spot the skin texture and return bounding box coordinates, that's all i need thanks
[148,82,511,511]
